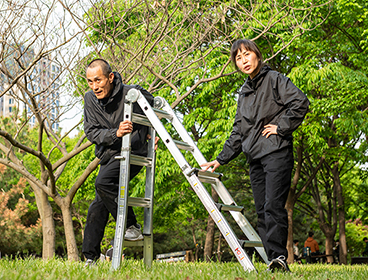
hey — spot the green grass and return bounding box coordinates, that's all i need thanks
[0,258,368,280]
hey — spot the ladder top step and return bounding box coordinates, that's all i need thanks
[152,107,173,120]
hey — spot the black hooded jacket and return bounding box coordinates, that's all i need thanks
[84,72,154,165]
[217,65,309,164]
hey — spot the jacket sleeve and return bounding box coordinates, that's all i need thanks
[274,74,310,137]
[84,92,119,146]
[216,102,243,165]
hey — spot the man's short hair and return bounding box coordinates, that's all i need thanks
[364,237,368,242]
[294,239,299,244]
[86,59,112,77]
[308,231,314,237]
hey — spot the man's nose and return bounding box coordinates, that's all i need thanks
[92,82,99,90]
[242,56,247,64]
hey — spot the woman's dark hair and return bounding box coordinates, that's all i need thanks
[86,58,112,77]
[230,39,263,71]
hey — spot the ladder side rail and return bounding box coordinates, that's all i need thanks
[111,100,134,270]
[130,91,256,272]
[143,127,156,267]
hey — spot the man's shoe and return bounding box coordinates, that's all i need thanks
[84,259,96,268]
[124,224,144,241]
[267,255,291,272]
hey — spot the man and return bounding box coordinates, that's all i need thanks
[304,231,320,255]
[82,59,154,265]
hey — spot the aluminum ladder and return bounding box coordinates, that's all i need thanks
[112,88,270,272]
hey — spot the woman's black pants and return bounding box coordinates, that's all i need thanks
[82,155,142,260]
[249,147,293,261]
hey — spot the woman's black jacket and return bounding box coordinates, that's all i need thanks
[217,65,309,164]
[84,72,154,165]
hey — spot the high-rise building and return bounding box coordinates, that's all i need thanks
[0,54,62,131]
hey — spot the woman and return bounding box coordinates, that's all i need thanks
[201,39,309,272]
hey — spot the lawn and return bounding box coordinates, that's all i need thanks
[0,257,368,280]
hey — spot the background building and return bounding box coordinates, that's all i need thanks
[0,53,62,131]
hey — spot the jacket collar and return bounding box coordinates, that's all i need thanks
[240,65,271,95]
[98,71,123,106]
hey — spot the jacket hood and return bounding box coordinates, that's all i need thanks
[240,65,272,95]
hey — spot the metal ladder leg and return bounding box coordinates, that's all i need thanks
[112,100,134,270]
[143,127,156,267]
[111,98,157,270]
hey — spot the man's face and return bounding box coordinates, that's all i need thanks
[86,66,114,99]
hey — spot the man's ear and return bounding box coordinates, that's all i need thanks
[109,72,114,83]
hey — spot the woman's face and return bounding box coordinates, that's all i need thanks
[235,47,260,79]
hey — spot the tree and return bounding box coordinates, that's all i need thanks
[0,0,99,260]
[286,0,368,262]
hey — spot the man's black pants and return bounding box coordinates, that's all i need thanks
[82,154,142,260]
[249,147,293,261]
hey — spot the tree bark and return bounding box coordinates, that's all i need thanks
[324,233,335,264]
[217,231,222,262]
[203,186,219,262]
[60,201,80,261]
[34,188,55,259]
[286,196,295,264]
[332,164,347,264]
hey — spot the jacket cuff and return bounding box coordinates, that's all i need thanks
[276,126,285,137]
[111,128,119,142]
[216,156,227,166]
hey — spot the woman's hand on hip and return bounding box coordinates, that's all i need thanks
[262,124,278,138]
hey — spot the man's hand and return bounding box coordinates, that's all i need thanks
[116,120,133,138]
[262,124,278,138]
[200,160,221,173]
[147,134,160,150]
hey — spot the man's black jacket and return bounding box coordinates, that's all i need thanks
[217,65,310,164]
[84,72,154,165]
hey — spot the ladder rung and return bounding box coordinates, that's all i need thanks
[173,139,194,152]
[153,107,172,120]
[132,113,152,127]
[215,202,244,212]
[128,197,151,208]
[195,168,222,179]
[238,239,263,248]
[131,154,152,166]
[115,154,152,167]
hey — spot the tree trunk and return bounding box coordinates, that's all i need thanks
[325,233,335,263]
[60,201,79,261]
[332,165,347,264]
[286,196,295,264]
[217,231,222,262]
[203,186,219,262]
[285,145,302,264]
[34,188,55,259]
